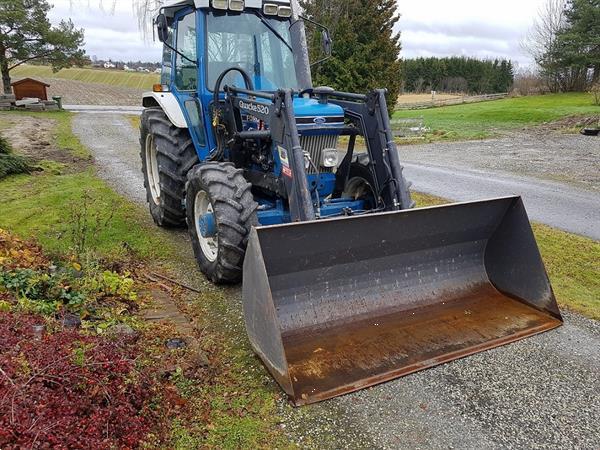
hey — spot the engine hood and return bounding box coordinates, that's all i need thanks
[292,97,345,125]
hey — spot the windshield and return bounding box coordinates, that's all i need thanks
[206,12,298,91]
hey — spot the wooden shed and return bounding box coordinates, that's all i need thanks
[11,78,50,101]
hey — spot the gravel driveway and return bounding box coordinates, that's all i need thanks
[399,129,599,192]
[73,113,146,204]
[72,113,600,450]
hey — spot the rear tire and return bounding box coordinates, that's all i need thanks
[140,107,199,227]
[343,153,378,210]
[186,163,258,283]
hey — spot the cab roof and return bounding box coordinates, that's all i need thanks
[161,0,291,17]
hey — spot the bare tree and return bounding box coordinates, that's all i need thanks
[521,0,567,92]
[71,0,163,36]
[131,0,165,36]
[513,68,547,96]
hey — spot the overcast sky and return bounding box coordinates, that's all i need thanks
[47,0,545,67]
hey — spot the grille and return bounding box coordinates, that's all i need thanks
[300,134,339,174]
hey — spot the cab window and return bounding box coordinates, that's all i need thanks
[175,12,198,91]
[160,22,174,85]
[206,12,298,91]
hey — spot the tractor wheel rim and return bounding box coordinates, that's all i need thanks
[145,134,161,205]
[195,190,218,262]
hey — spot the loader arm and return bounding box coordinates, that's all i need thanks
[327,89,415,210]
[221,86,415,220]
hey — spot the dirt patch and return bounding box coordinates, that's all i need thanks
[397,93,462,104]
[10,76,144,106]
[545,114,600,131]
[0,114,89,171]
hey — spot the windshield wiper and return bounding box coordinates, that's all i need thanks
[253,35,261,76]
[253,11,293,52]
[163,41,198,66]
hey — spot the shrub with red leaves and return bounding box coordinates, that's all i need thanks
[0,313,161,449]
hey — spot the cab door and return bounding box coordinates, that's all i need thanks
[172,9,209,160]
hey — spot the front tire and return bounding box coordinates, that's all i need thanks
[140,107,198,227]
[186,163,258,283]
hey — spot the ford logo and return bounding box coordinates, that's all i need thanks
[313,116,327,125]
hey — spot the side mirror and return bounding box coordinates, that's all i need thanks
[295,16,333,67]
[321,29,332,56]
[156,14,169,43]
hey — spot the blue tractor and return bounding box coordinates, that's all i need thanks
[141,0,562,405]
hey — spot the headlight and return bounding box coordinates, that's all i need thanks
[278,6,292,17]
[229,0,244,11]
[212,0,228,9]
[321,149,339,168]
[263,3,278,15]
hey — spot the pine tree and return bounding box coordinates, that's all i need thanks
[0,0,86,94]
[401,57,514,94]
[300,0,403,110]
[554,0,600,85]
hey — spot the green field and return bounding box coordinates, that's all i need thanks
[394,93,599,142]
[11,64,160,90]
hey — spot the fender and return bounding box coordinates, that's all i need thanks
[142,92,188,128]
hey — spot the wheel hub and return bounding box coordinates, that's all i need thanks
[194,190,218,262]
[198,212,217,238]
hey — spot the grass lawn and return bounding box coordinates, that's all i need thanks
[0,170,177,260]
[0,111,288,449]
[394,93,599,142]
[11,64,159,90]
[0,111,173,259]
[413,192,600,320]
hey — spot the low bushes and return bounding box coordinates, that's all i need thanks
[0,229,140,331]
[0,134,31,180]
[0,313,160,448]
[0,229,170,448]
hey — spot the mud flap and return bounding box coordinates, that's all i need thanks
[242,196,562,405]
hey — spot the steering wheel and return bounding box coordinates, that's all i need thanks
[212,67,255,107]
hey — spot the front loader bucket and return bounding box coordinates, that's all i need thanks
[242,196,562,405]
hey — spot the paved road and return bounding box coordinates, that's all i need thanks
[403,162,600,240]
[72,112,600,450]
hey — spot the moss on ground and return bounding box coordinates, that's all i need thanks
[128,114,141,131]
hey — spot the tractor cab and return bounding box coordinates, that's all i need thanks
[149,1,333,159]
[148,0,349,217]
